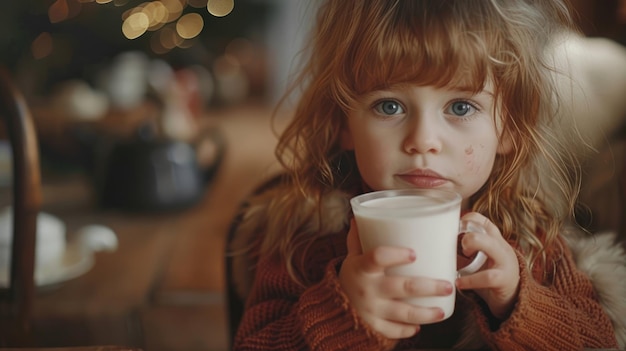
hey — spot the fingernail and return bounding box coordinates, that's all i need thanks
[408,250,416,261]
[444,283,453,295]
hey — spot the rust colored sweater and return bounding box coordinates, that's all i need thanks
[233,230,618,350]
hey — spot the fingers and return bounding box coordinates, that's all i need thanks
[348,223,415,273]
[359,246,415,273]
[343,218,459,339]
[348,218,416,273]
[459,212,506,263]
[340,272,453,338]
[379,275,453,299]
[362,301,445,339]
[461,212,500,240]
[456,263,520,319]
[456,268,505,290]
[456,212,520,318]
[459,228,493,258]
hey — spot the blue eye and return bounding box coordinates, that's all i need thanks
[374,100,404,115]
[447,101,477,117]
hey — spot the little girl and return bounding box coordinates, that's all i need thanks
[230,0,626,349]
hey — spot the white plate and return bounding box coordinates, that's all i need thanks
[0,241,94,288]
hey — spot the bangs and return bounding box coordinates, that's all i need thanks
[336,1,501,104]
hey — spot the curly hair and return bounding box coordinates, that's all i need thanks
[262,0,583,283]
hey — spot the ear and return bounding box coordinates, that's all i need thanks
[341,127,354,150]
[496,130,514,155]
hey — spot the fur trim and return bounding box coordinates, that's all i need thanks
[564,230,626,348]
[229,195,269,300]
[229,188,351,300]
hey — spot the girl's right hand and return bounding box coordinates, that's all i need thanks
[338,219,454,339]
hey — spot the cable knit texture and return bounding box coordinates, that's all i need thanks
[231,188,625,350]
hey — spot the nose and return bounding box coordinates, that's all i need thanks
[402,117,443,154]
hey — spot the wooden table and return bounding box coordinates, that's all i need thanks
[28,176,183,347]
[9,104,284,350]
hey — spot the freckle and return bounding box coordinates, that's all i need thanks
[465,146,473,155]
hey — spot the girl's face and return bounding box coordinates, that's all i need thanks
[343,83,511,209]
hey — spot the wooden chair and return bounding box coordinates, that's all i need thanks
[0,67,43,346]
[224,173,285,348]
[0,68,144,351]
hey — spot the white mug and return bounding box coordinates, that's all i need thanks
[0,206,118,287]
[350,188,487,321]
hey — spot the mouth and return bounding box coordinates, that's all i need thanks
[396,168,448,188]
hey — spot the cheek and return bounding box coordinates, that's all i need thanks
[464,145,477,173]
[463,144,490,175]
[353,143,393,187]
[356,146,388,173]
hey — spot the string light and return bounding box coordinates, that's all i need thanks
[207,0,234,17]
[176,13,204,39]
[40,0,235,55]
[31,0,239,60]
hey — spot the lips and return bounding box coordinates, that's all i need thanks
[396,168,448,188]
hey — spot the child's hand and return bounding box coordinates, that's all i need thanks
[455,212,520,320]
[338,219,453,339]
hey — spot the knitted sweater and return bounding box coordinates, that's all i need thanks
[231,189,625,350]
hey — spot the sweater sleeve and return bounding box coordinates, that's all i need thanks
[233,255,397,351]
[473,243,619,350]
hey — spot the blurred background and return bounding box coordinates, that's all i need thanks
[0,1,312,350]
[0,0,624,350]
[0,0,311,101]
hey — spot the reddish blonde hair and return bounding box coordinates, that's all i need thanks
[264,0,581,282]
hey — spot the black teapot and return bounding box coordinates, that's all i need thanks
[75,124,224,212]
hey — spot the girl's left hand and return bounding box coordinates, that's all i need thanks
[455,212,520,320]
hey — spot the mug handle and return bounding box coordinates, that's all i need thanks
[457,220,488,276]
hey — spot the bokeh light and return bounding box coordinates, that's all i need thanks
[49,0,82,23]
[207,0,234,17]
[143,1,169,31]
[158,25,184,50]
[161,0,185,23]
[122,12,150,39]
[31,32,54,60]
[45,0,237,53]
[176,13,204,39]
